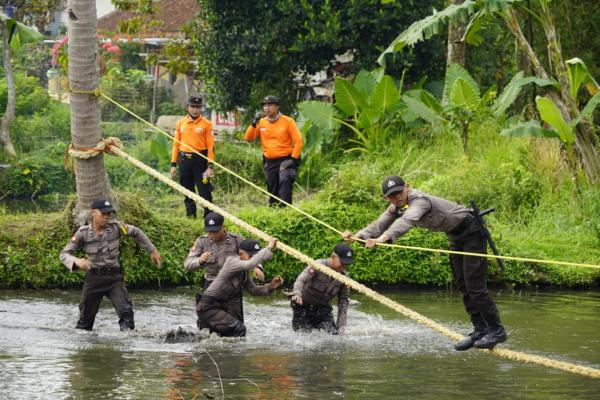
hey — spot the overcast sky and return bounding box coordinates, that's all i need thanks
[97,0,115,18]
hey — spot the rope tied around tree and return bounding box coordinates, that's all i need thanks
[64,137,123,172]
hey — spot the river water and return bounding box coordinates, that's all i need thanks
[0,288,598,399]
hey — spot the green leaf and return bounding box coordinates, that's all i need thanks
[571,92,600,127]
[354,70,376,98]
[493,72,560,116]
[535,96,575,144]
[297,101,341,131]
[402,95,443,124]
[370,75,400,115]
[0,13,43,50]
[566,57,600,99]
[450,78,480,109]
[334,77,368,116]
[500,121,559,139]
[377,0,477,65]
[358,107,380,129]
[443,64,480,108]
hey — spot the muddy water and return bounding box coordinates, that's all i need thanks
[1,288,599,399]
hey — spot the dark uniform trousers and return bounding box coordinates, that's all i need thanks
[448,220,501,330]
[178,150,212,218]
[196,279,244,331]
[291,303,337,334]
[263,156,297,207]
[196,296,247,337]
[76,270,134,331]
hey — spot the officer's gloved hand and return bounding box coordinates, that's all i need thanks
[279,158,296,171]
[251,111,263,128]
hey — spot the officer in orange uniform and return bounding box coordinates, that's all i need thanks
[170,95,215,218]
[244,95,304,207]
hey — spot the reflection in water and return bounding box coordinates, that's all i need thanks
[0,289,599,399]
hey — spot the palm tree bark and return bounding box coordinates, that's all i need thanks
[447,0,466,67]
[68,0,112,223]
[0,20,17,157]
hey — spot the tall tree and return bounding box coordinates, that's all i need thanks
[378,0,600,183]
[68,0,112,222]
[447,0,466,66]
[195,0,445,112]
[0,0,48,156]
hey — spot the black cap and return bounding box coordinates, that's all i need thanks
[382,175,405,196]
[204,212,224,232]
[260,95,280,105]
[187,95,203,106]
[240,239,262,256]
[90,198,115,213]
[333,243,354,265]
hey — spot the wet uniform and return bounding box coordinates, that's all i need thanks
[244,113,304,207]
[290,259,349,335]
[59,220,156,330]
[184,233,248,323]
[356,189,504,334]
[196,248,274,337]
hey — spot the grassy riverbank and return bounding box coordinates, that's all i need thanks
[2,119,599,289]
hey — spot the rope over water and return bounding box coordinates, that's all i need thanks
[65,137,600,380]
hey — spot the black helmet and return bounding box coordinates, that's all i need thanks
[259,95,280,105]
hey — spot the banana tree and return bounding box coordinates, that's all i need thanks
[0,12,43,156]
[378,0,600,182]
[502,60,600,149]
[402,63,558,153]
[297,69,403,154]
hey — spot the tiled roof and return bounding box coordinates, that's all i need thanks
[97,0,200,38]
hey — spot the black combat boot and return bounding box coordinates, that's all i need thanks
[473,311,507,349]
[454,314,488,351]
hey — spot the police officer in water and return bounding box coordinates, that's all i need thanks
[342,176,507,350]
[59,199,162,331]
[195,237,284,337]
[289,243,353,335]
[184,212,265,329]
[170,95,215,218]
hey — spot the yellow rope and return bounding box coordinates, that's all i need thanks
[100,141,600,380]
[68,87,600,272]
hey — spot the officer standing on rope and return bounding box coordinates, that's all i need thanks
[184,212,265,328]
[196,238,284,337]
[170,95,215,218]
[342,176,507,350]
[244,95,304,207]
[59,198,162,331]
[289,243,353,335]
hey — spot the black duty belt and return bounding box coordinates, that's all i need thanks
[447,214,475,236]
[90,267,122,276]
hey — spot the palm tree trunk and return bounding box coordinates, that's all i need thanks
[68,0,112,224]
[0,20,17,157]
[447,0,466,67]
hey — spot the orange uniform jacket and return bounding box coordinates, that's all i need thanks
[171,116,215,164]
[244,114,304,160]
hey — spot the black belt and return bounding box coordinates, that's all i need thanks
[90,267,122,276]
[448,214,475,236]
